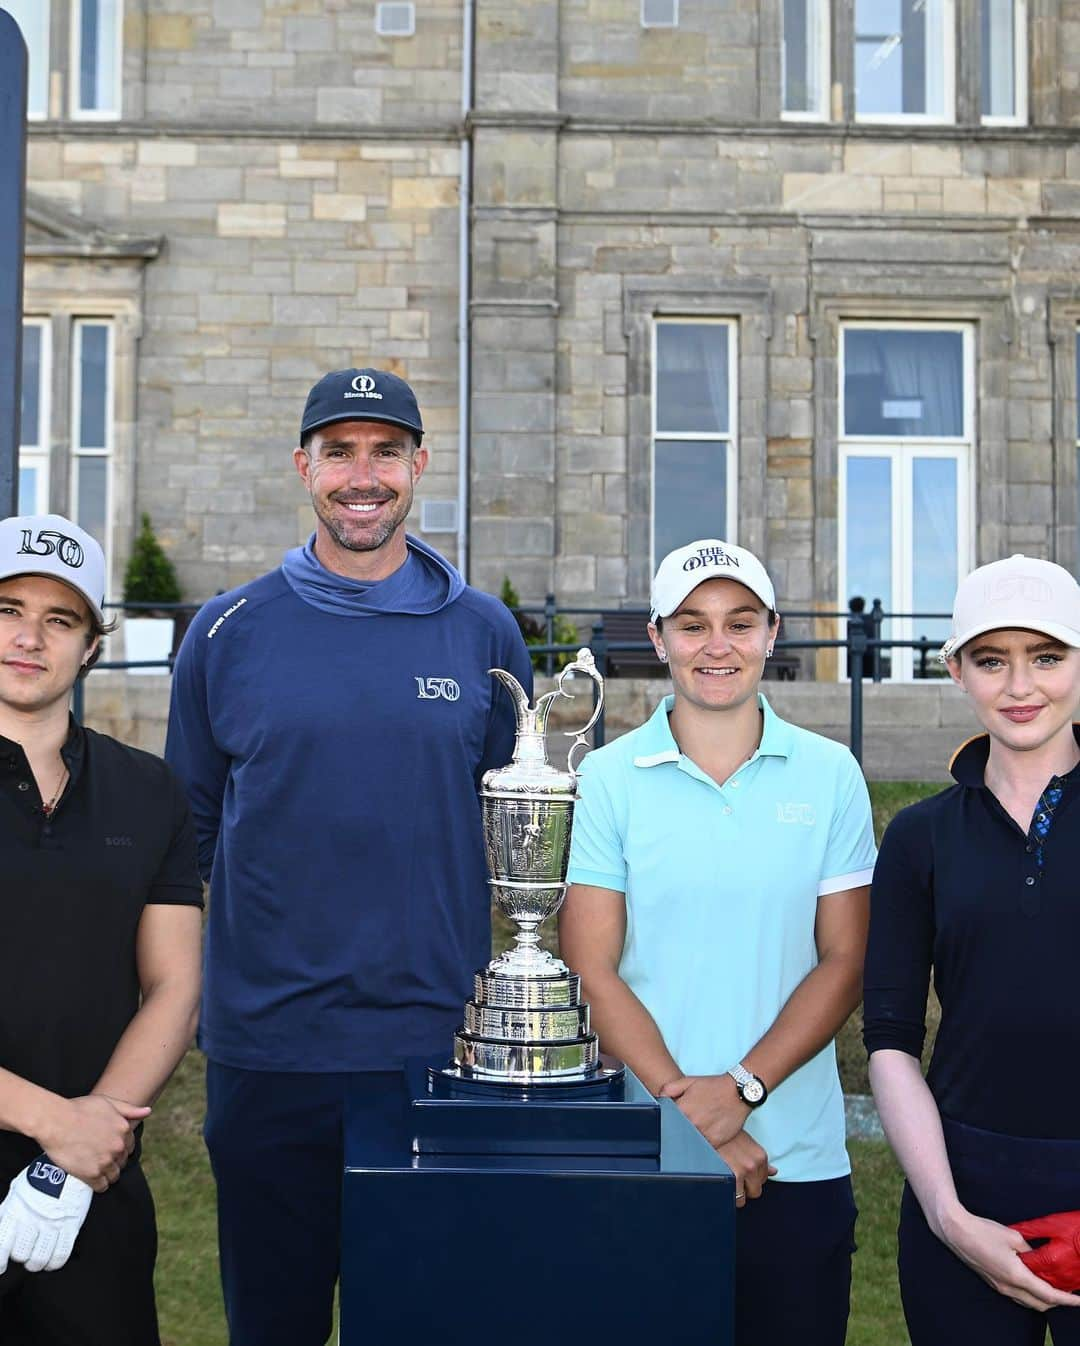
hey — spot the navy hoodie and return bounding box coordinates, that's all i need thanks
[165,536,533,1071]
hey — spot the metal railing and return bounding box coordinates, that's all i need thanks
[71,601,202,724]
[74,596,950,767]
[515,597,951,765]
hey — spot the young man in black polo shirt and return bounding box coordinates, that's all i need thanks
[0,514,203,1346]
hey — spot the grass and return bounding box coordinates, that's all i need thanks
[848,1142,908,1346]
[143,781,938,1345]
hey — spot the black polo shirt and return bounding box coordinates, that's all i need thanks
[0,720,202,1173]
[864,728,1080,1139]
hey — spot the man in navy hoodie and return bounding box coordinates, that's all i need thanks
[166,369,532,1345]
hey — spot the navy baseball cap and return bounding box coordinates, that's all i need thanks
[299,368,424,443]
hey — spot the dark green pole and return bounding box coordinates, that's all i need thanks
[0,11,28,517]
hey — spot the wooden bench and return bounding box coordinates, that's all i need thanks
[594,611,665,678]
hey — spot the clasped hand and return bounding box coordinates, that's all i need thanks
[660,1075,777,1201]
[39,1093,149,1193]
[660,1073,749,1149]
[1011,1210,1080,1294]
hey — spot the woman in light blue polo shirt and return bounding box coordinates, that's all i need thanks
[561,538,876,1346]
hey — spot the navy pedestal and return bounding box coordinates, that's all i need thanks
[341,1060,734,1344]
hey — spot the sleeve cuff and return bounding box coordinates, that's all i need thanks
[147,884,206,909]
[817,865,875,897]
[566,866,627,894]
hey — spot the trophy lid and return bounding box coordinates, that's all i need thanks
[482,648,605,796]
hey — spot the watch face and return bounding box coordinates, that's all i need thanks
[742,1076,766,1105]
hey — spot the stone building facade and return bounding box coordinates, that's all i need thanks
[14,0,1080,683]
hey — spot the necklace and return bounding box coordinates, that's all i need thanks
[41,763,68,817]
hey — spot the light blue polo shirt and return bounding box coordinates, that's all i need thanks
[566,694,876,1182]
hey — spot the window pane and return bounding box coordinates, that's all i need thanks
[912,458,957,676]
[654,441,727,561]
[75,457,108,552]
[78,0,120,114]
[20,325,41,447]
[78,325,109,449]
[18,465,38,515]
[845,456,893,676]
[656,324,730,435]
[855,0,947,116]
[4,0,49,118]
[981,0,1016,117]
[784,0,825,113]
[844,329,964,437]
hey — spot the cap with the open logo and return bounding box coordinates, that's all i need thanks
[650,539,777,621]
[0,514,106,626]
[300,368,424,443]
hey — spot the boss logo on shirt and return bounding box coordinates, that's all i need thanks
[415,676,460,702]
[28,1158,67,1198]
[105,835,134,847]
[776,802,816,826]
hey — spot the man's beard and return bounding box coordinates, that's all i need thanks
[316,491,410,552]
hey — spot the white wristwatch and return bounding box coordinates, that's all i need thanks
[727,1061,769,1108]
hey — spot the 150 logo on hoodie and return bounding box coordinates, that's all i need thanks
[415,677,461,702]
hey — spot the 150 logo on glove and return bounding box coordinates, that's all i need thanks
[27,1159,68,1196]
[0,1155,93,1274]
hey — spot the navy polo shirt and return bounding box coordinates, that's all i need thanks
[0,719,202,1175]
[864,729,1080,1139]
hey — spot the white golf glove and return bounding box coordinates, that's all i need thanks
[0,1156,93,1273]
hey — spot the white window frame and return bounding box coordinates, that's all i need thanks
[5,1,50,121]
[781,0,831,122]
[980,0,1028,126]
[19,319,52,514]
[651,317,738,577]
[70,0,124,121]
[838,320,975,681]
[853,0,957,125]
[71,320,115,578]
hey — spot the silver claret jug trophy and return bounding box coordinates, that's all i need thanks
[435,648,623,1090]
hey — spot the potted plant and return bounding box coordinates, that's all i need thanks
[122,514,182,675]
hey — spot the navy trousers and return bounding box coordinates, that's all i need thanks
[204,1061,403,1346]
[899,1119,1080,1346]
[734,1175,858,1346]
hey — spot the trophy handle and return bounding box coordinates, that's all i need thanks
[556,648,605,775]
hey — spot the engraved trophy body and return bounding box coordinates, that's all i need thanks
[446,648,621,1085]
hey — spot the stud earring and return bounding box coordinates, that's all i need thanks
[657,649,668,663]
[766,648,774,658]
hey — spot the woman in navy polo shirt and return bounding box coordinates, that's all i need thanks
[865,554,1080,1343]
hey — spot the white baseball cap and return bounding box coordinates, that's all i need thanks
[941,554,1080,660]
[0,514,107,626]
[650,539,777,621]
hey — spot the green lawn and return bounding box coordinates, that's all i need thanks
[143,781,940,1346]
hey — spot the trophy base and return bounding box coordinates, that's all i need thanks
[452,1032,600,1079]
[423,1054,627,1108]
[452,959,602,1081]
